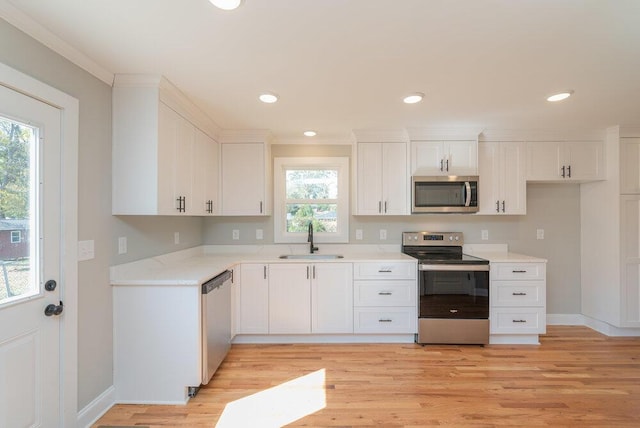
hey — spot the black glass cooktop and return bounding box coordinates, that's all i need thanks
[402,246,489,265]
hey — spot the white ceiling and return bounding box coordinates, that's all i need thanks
[4,0,640,141]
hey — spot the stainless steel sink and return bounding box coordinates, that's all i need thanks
[279,254,344,260]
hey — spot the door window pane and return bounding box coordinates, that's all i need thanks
[0,117,38,305]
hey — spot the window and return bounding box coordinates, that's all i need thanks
[274,157,349,243]
[10,230,21,243]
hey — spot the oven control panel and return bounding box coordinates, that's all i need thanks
[402,232,463,246]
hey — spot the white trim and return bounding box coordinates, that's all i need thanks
[233,334,415,344]
[351,129,409,143]
[546,313,640,337]
[546,313,586,325]
[489,335,540,345]
[0,2,113,85]
[76,386,115,428]
[0,61,79,427]
[273,157,350,244]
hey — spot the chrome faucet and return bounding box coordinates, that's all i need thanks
[307,222,319,254]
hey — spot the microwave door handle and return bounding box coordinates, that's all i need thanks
[464,182,471,207]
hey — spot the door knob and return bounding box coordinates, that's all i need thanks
[44,301,64,316]
[44,279,57,291]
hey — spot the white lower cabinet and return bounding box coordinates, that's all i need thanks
[237,262,353,335]
[490,261,547,343]
[353,262,418,334]
[236,264,269,334]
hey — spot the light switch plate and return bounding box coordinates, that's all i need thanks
[174,232,180,245]
[232,229,240,240]
[355,229,363,240]
[379,229,387,240]
[78,240,95,261]
[537,229,544,240]
[118,237,127,255]
[481,230,489,240]
[256,229,263,240]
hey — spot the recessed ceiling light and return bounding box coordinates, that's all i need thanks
[209,0,242,10]
[259,92,278,103]
[304,130,317,137]
[547,91,574,102]
[403,92,424,104]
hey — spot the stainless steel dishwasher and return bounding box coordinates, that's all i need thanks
[201,269,233,385]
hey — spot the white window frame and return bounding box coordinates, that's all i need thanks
[274,157,349,243]
[10,230,21,243]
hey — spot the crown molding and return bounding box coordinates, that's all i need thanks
[219,129,273,144]
[0,1,114,85]
[479,128,605,142]
[406,127,480,141]
[351,129,408,143]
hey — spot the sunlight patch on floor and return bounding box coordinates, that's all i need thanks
[216,369,327,427]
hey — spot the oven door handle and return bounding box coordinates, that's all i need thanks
[464,181,471,207]
[419,264,489,272]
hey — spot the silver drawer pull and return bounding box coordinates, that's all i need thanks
[378,319,393,323]
[378,269,392,273]
[378,292,393,296]
[512,270,527,273]
[512,319,527,323]
[512,292,527,296]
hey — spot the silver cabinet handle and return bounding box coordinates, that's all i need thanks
[378,292,392,296]
[378,269,392,273]
[263,265,267,279]
[378,201,382,213]
[496,200,500,213]
[567,165,571,178]
[259,201,263,213]
[512,319,527,323]
[440,159,444,171]
[384,201,387,213]
[502,200,505,212]
[306,266,309,279]
[512,292,527,296]
[446,158,449,172]
[378,319,393,323]
[312,265,316,279]
[561,165,566,178]
[512,270,527,273]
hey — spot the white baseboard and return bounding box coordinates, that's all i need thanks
[547,313,640,336]
[77,385,115,428]
[546,313,586,325]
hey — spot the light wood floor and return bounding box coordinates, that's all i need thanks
[94,326,640,427]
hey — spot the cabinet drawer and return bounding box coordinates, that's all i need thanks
[353,307,416,333]
[353,262,416,280]
[491,281,545,307]
[490,308,546,334]
[491,263,546,280]
[354,280,417,306]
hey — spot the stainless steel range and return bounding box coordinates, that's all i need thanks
[402,232,490,345]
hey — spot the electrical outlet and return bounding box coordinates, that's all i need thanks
[355,229,363,240]
[379,229,387,240]
[78,240,95,261]
[481,230,489,240]
[232,229,240,240]
[174,232,180,245]
[256,229,263,240]
[118,237,127,255]
[537,229,545,240]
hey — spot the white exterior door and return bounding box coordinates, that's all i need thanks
[0,85,62,427]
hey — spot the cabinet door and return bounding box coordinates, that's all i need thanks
[268,264,311,333]
[621,138,640,194]
[382,142,409,215]
[446,140,477,175]
[620,195,640,326]
[411,141,445,175]
[175,116,195,214]
[237,264,269,334]
[501,142,526,214]
[356,143,384,215]
[526,142,563,181]
[193,130,219,215]
[157,102,179,214]
[564,141,603,181]
[221,143,265,215]
[312,263,353,333]
[478,142,501,214]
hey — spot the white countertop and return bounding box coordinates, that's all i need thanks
[464,244,547,263]
[110,244,417,286]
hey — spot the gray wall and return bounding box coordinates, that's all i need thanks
[0,20,203,410]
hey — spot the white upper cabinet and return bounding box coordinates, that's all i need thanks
[478,142,526,215]
[355,142,409,215]
[621,137,640,194]
[193,129,219,215]
[411,140,478,176]
[526,141,604,182]
[220,136,272,216]
[112,74,220,216]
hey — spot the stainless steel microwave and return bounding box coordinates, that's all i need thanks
[412,176,479,213]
